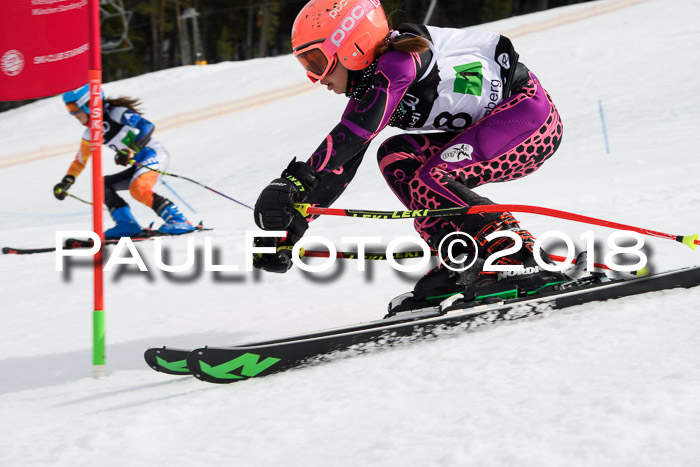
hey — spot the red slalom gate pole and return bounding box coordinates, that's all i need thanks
[88,0,106,379]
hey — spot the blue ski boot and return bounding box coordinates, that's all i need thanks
[105,206,143,238]
[157,204,195,234]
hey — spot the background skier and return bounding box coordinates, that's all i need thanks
[54,84,194,238]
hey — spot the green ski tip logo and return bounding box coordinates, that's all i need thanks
[199,353,281,380]
[156,356,189,373]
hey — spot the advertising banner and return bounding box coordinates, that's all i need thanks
[0,0,89,101]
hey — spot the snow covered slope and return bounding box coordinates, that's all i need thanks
[1,0,699,465]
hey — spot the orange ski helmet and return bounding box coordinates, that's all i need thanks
[292,0,389,82]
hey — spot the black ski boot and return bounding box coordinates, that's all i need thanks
[386,213,567,317]
[462,212,567,300]
[386,229,484,316]
[386,257,485,317]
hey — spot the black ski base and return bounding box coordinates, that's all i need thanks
[145,265,700,384]
[144,347,191,375]
[2,222,211,255]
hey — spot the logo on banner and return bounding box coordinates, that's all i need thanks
[1,50,25,77]
[441,143,474,163]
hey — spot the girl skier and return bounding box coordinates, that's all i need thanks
[253,0,565,307]
[54,84,194,238]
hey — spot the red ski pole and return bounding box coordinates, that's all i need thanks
[294,203,699,250]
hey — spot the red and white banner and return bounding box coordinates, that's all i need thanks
[0,0,89,101]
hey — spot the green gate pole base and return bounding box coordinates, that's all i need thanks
[93,309,106,379]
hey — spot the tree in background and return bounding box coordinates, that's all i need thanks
[1,0,591,112]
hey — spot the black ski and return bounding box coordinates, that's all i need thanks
[145,265,700,383]
[144,347,191,375]
[2,222,211,255]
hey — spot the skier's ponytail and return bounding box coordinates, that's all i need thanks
[376,34,431,55]
[104,96,144,114]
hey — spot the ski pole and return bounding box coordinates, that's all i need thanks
[58,190,109,212]
[303,249,428,261]
[302,249,617,271]
[294,203,700,250]
[133,162,254,210]
[67,192,93,205]
[159,179,197,214]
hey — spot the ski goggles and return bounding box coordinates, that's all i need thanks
[65,102,82,115]
[293,41,338,83]
[292,0,382,82]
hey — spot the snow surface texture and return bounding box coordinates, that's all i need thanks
[2,0,700,465]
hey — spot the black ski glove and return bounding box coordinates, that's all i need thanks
[115,148,135,166]
[254,158,319,231]
[53,175,75,200]
[252,237,296,273]
[252,213,309,273]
